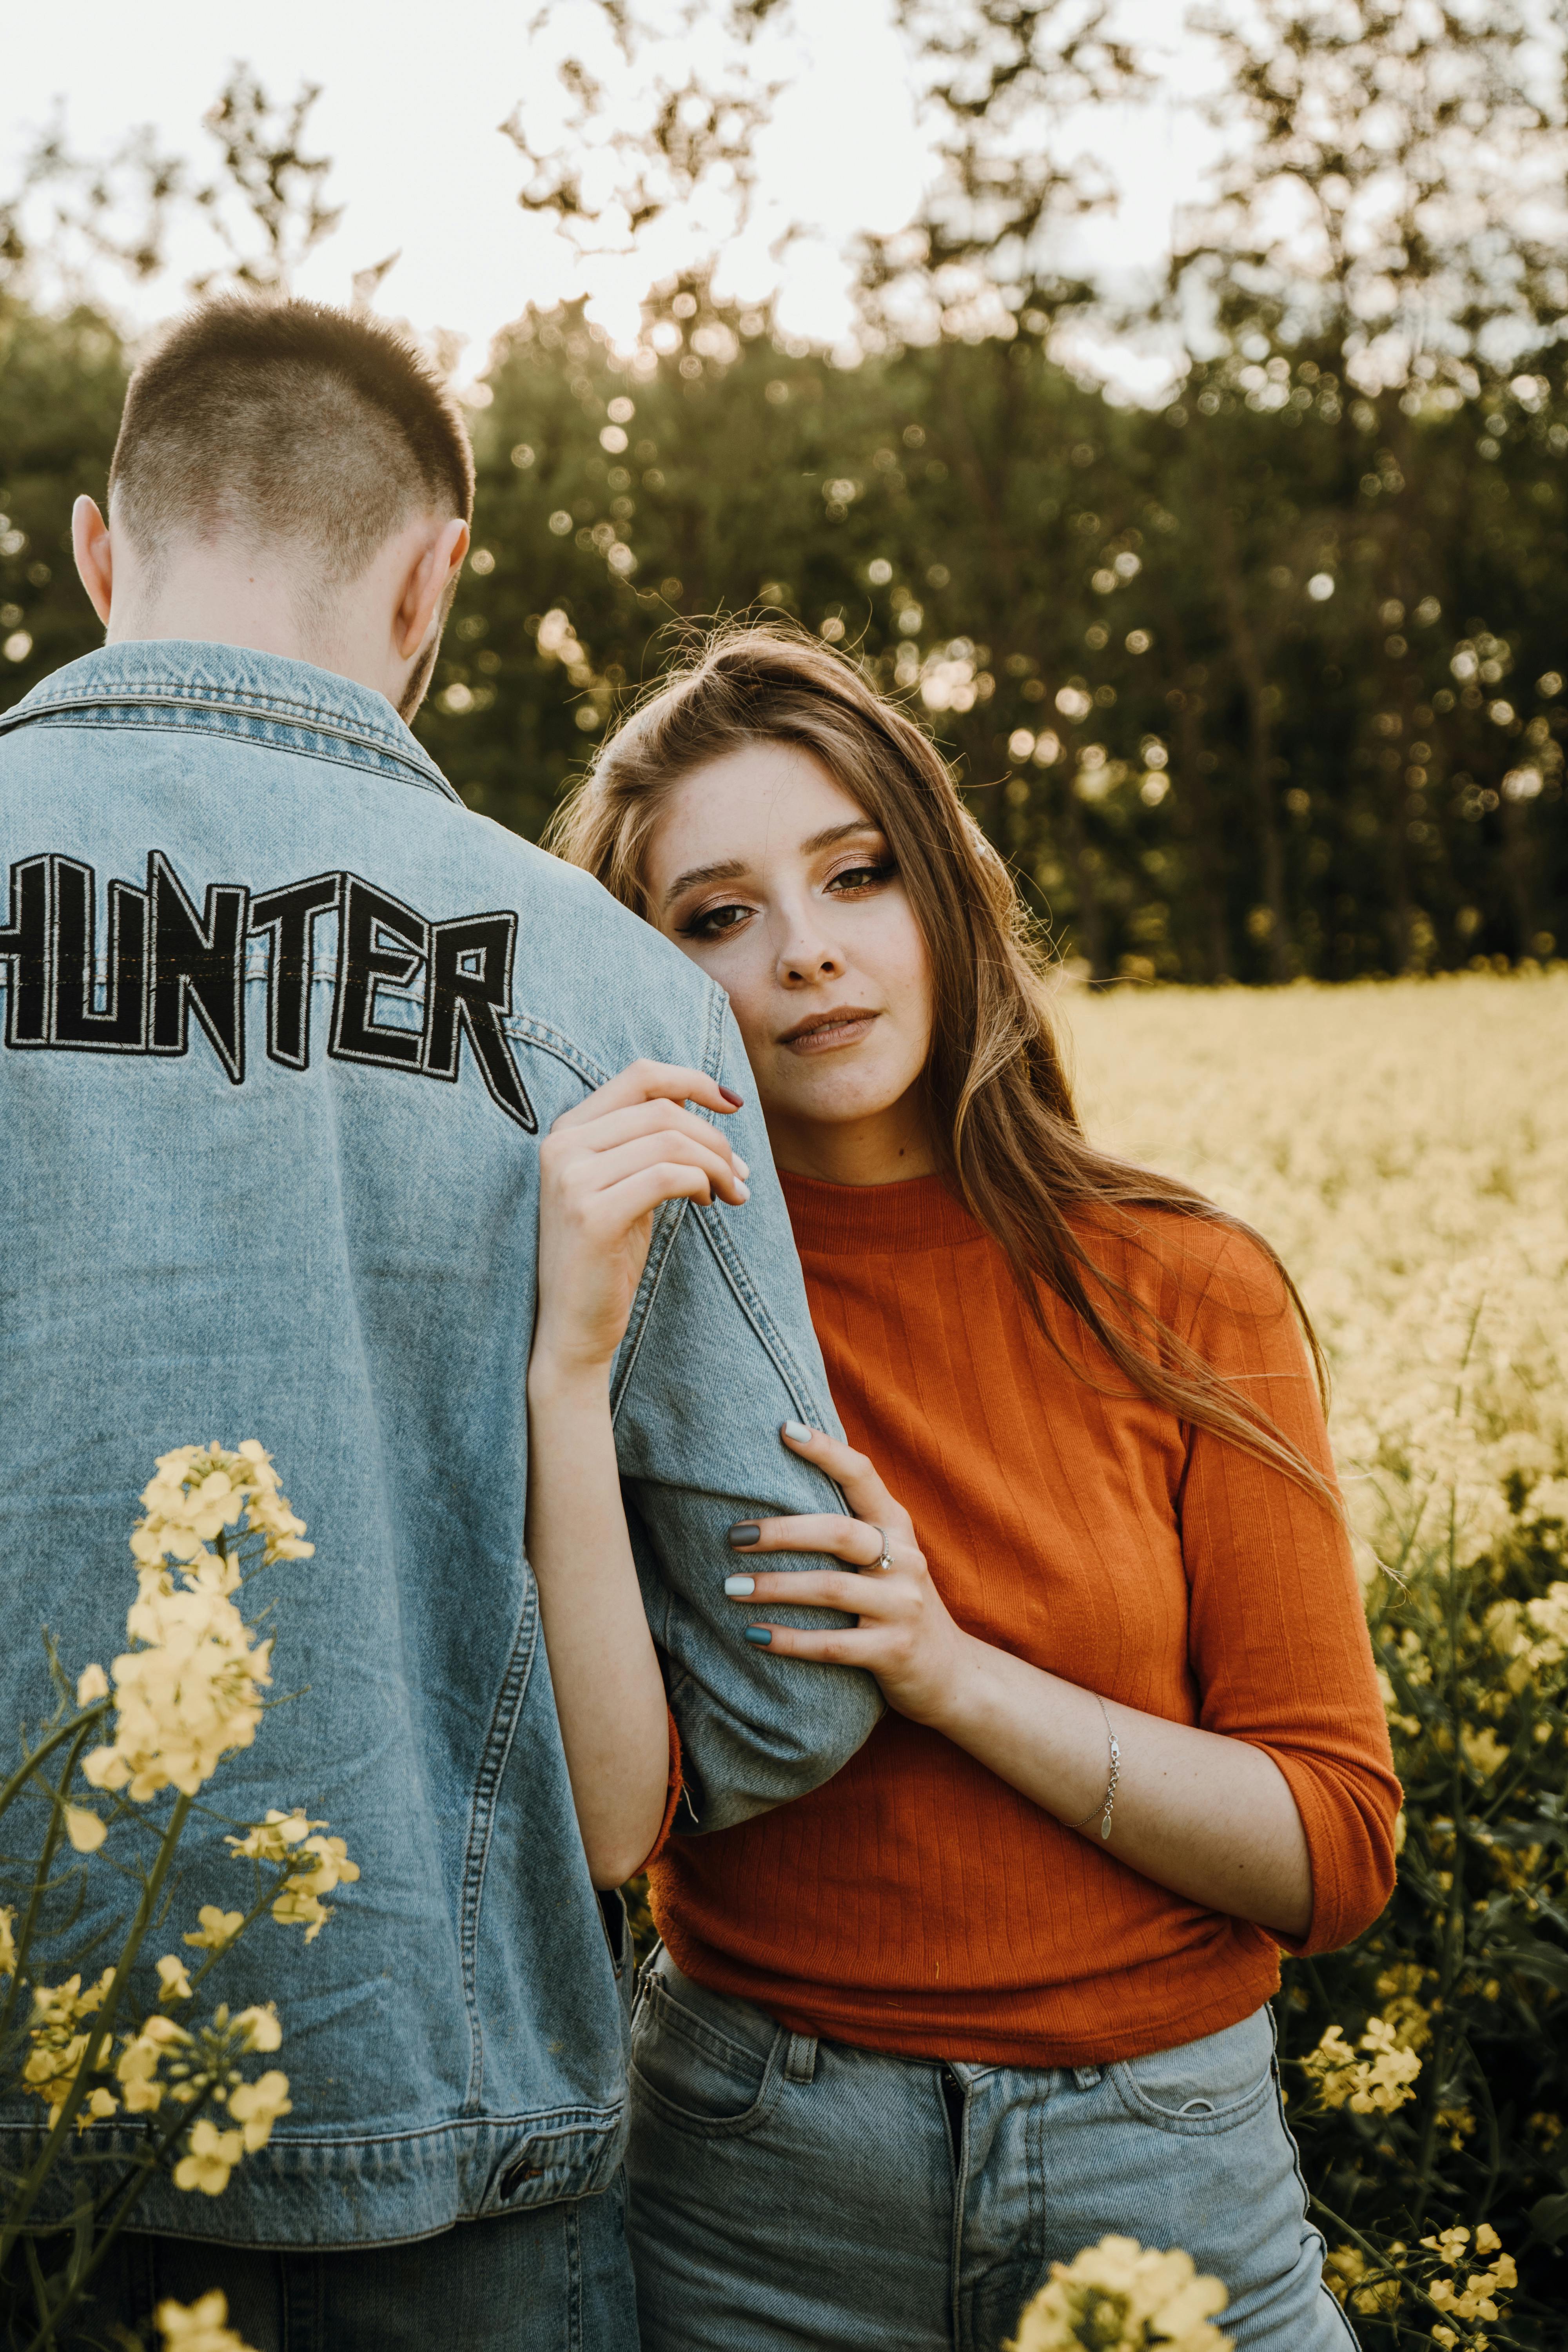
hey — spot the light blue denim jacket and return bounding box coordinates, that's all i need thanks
[0,642,880,2247]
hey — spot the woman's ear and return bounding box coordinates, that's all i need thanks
[72,497,114,627]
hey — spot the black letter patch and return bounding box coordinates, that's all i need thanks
[424,911,535,1131]
[2,851,536,1131]
[149,851,249,1084]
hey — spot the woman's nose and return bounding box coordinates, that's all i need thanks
[779,940,844,984]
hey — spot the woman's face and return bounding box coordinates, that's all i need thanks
[644,742,935,1183]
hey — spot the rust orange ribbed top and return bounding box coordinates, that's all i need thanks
[650,1173,1400,2067]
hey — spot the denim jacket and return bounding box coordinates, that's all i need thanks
[0,642,881,2246]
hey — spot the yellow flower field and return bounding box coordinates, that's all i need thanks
[1067,971,1568,1573]
[1064,970,1568,2343]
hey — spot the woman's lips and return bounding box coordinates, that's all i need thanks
[777,1007,882,1054]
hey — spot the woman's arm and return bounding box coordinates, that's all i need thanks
[726,1425,1315,1939]
[527,1060,750,1887]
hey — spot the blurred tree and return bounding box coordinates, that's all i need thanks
[3,16,1565,980]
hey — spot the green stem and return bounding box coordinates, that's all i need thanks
[0,1717,105,2056]
[0,1706,109,1825]
[0,1790,192,2272]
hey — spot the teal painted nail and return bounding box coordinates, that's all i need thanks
[781,1419,814,1444]
[743,1626,773,1647]
[724,1573,755,1596]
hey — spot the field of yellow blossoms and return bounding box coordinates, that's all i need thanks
[1067,970,1568,2347]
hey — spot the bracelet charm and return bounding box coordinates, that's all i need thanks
[1071,1694,1121,1840]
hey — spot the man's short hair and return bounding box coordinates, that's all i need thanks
[109,298,475,587]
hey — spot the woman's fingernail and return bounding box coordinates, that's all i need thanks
[719,1085,744,1107]
[724,1573,755,1596]
[733,1158,750,1181]
[781,1420,815,1445]
[743,1626,773,1647]
[728,1522,761,1547]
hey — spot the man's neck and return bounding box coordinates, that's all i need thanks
[107,553,385,701]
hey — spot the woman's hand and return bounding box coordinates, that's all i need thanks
[533,1060,750,1386]
[722,1423,975,1730]
[726,1432,1315,1942]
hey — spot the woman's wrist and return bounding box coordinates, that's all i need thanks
[526,1345,615,1410]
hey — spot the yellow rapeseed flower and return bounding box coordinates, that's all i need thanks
[1009,2235,1232,2351]
[156,1955,193,2004]
[155,2289,259,2352]
[62,1804,107,1853]
[172,2116,245,2196]
[183,1906,246,1954]
[227,2068,292,2151]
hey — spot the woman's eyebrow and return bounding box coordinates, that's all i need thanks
[662,857,747,907]
[800,820,882,854]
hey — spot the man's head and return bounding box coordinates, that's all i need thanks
[73,298,475,720]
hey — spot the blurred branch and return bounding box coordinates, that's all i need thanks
[499,0,785,270]
[189,67,345,295]
[0,68,361,311]
[862,0,1150,334]
[1169,0,1568,385]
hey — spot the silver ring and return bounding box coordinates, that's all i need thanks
[866,1523,893,1572]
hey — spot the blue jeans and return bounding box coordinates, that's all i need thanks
[625,1951,1355,2352]
[71,2182,637,2351]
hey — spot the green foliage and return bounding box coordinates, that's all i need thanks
[413,299,1566,981]
[1280,1521,1568,2341]
[0,297,127,699]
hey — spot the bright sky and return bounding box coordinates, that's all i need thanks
[4,0,1211,380]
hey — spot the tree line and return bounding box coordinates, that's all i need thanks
[3,3,1566,982]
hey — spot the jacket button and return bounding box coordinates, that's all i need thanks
[499,2156,544,2199]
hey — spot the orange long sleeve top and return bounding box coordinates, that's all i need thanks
[649,1172,1400,2067]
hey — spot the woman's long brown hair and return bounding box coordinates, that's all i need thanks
[547,622,1338,1507]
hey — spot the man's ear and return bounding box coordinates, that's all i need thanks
[395,519,470,661]
[73,497,114,627]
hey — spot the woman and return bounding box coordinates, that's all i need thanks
[529,625,1397,2351]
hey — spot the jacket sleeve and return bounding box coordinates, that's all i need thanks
[609,1008,884,1834]
[1178,1231,1402,1955]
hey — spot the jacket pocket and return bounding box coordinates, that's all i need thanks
[629,1970,784,2138]
[1108,2006,1276,2136]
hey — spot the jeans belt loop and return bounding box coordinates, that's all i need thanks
[784,2031,818,2084]
[1073,2064,1103,2090]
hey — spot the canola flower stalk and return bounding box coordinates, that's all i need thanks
[0,1442,359,2350]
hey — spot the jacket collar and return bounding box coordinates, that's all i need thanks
[0,640,459,803]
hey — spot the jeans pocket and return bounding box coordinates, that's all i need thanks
[1109,2005,1276,2136]
[629,1971,782,2138]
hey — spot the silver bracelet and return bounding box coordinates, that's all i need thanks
[1071,1695,1121,1840]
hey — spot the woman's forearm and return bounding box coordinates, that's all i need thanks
[931,1637,1313,1939]
[525,1355,672,1888]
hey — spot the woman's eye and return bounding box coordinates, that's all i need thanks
[827,861,894,895]
[683,901,753,940]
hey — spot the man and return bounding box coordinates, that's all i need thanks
[0,299,878,2346]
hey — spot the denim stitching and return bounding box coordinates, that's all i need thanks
[0,682,457,795]
[3,706,461,800]
[459,1579,543,2114]
[691,1206,826,1426]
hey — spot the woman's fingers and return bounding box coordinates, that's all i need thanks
[550,1060,742,1134]
[573,1129,748,1207]
[551,1095,750,1168]
[545,1100,750,1201]
[720,1568,895,1616]
[729,1624,891,1666]
[727,1512,889,1565]
[776,1422,914,1539]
